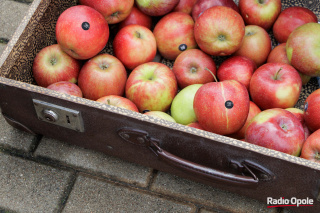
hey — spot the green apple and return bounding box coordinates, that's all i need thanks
[144,111,176,123]
[170,84,202,125]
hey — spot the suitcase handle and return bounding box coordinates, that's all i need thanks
[118,128,271,187]
[149,139,259,186]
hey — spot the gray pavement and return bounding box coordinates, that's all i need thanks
[0,0,290,212]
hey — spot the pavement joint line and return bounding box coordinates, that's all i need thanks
[56,171,79,213]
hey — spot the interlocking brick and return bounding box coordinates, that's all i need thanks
[0,152,73,213]
[63,174,196,213]
[0,1,30,39]
[151,172,278,213]
[34,137,153,187]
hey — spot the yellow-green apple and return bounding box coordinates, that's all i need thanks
[193,80,250,135]
[172,49,216,89]
[228,101,261,140]
[79,0,134,24]
[135,0,179,16]
[47,81,83,97]
[267,43,311,85]
[173,0,198,15]
[96,95,139,112]
[77,53,127,100]
[32,44,81,87]
[245,108,305,156]
[125,62,178,112]
[170,84,202,125]
[286,107,311,140]
[144,111,176,123]
[118,6,152,30]
[233,25,271,67]
[187,122,205,130]
[194,6,245,56]
[273,6,318,43]
[217,56,256,91]
[192,0,239,21]
[249,62,302,110]
[286,23,320,77]
[304,89,320,133]
[113,24,157,70]
[238,0,281,31]
[56,5,109,60]
[300,129,320,162]
[153,12,197,60]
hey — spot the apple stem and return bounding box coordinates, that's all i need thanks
[135,31,141,39]
[107,99,111,105]
[205,67,218,82]
[274,67,283,80]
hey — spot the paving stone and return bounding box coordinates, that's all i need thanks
[63,174,196,213]
[0,43,7,56]
[0,112,38,152]
[0,152,73,213]
[151,172,278,213]
[0,1,30,39]
[34,137,153,187]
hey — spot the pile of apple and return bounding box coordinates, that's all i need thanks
[31,0,320,162]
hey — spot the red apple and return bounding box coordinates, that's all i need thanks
[233,25,272,67]
[273,6,318,43]
[113,24,157,70]
[56,5,109,60]
[187,122,205,130]
[286,23,320,77]
[32,44,81,87]
[173,0,198,15]
[153,12,197,60]
[118,6,152,30]
[300,129,320,162]
[249,62,302,110]
[194,6,245,56]
[304,89,320,133]
[172,49,216,89]
[135,0,179,16]
[192,0,239,21]
[238,0,281,31]
[245,108,305,156]
[47,81,83,97]
[79,0,134,24]
[286,107,311,140]
[217,56,256,91]
[193,80,250,135]
[228,101,261,140]
[96,95,139,112]
[125,62,178,112]
[144,111,176,123]
[77,53,127,100]
[267,43,311,85]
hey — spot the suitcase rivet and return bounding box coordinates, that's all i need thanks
[137,137,145,144]
[230,163,238,170]
[123,134,130,139]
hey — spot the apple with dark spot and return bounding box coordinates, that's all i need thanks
[193,80,250,135]
[56,5,109,60]
[47,81,83,97]
[96,95,139,112]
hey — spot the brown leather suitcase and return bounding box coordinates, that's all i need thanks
[1,0,320,212]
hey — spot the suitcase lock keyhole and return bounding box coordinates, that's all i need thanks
[42,109,59,122]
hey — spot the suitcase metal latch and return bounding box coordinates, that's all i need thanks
[33,99,84,132]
